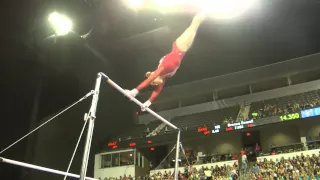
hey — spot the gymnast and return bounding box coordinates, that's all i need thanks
[126,12,206,110]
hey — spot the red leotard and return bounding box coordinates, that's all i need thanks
[159,42,186,77]
[136,42,186,102]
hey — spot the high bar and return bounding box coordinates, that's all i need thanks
[100,73,178,130]
[0,157,96,180]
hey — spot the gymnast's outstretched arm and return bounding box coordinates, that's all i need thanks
[141,79,166,111]
[149,79,166,102]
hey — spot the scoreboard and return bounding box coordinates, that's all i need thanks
[211,119,254,134]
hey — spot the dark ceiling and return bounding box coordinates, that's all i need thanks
[3,0,320,89]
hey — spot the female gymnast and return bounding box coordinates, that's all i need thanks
[126,12,206,110]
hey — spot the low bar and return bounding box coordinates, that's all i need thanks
[0,157,96,180]
[100,73,178,129]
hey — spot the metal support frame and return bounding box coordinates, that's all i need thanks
[79,73,102,180]
[80,73,181,180]
[0,72,181,180]
[153,134,189,180]
[179,142,190,166]
[101,73,181,179]
[174,130,181,180]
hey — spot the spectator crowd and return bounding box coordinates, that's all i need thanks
[251,99,320,120]
[101,163,240,180]
[250,153,320,180]
[148,163,239,180]
[100,146,320,179]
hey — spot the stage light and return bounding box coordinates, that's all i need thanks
[152,0,182,7]
[128,0,144,8]
[200,0,259,20]
[48,12,73,36]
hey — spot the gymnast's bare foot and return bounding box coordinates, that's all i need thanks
[194,11,206,23]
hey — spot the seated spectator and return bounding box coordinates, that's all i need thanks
[204,168,212,180]
[233,154,238,160]
[123,174,128,180]
[222,117,229,124]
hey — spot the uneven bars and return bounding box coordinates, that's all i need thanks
[0,157,96,180]
[100,73,178,130]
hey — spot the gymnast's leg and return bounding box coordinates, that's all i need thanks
[175,12,206,52]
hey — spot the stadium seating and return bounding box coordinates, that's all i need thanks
[117,124,147,140]
[250,90,320,119]
[166,106,240,131]
[146,120,162,130]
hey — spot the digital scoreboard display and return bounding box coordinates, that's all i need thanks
[301,107,320,118]
[280,113,300,121]
[108,142,117,147]
[198,127,208,133]
[212,119,254,134]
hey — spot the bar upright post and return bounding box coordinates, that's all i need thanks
[174,130,181,180]
[79,73,102,180]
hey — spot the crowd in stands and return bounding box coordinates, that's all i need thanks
[251,99,320,120]
[99,174,135,180]
[147,149,320,180]
[101,165,240,180]
[101,143,320,179]
[148,163,240,180]
[251,153,320,180]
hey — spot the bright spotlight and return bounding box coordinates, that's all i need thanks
[128,0,144,8]
[200,0,259,20]
[152,0,183,7]
[48,12,73,36]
